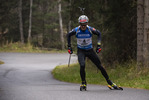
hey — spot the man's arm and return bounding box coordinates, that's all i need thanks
[67,29,76,47]
[90,27,101,45]
[89,27,102,53]
[66,29,76,54]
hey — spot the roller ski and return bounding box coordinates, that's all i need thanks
[80,81,87,91]
[80,84,87,91]
[107,83,123,90]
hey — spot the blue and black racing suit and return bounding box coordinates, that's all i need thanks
[67,26,111,85]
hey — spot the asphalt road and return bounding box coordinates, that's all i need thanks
[0,53,149,100]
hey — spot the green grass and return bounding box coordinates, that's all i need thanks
[0,42,65,53]
[52,60,149,90]
[0,60,4,65]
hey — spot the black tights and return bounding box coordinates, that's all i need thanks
[78,48,110,84]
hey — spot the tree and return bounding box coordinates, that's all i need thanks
[28,0,33,43]
[143,0,149,67]
[68,0,72,32]
[18,0,24,44]
[137,0,144,67]
[137,0,149,67]
[58,0,64,50]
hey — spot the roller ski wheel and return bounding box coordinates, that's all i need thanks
[108,85,123,90]
[80,84,87,91]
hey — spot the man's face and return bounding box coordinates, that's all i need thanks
[80,23,88,31]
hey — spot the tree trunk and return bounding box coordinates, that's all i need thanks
[18,0,24,44]
[137,0,149,67]
[68,0,72,32]
[58,0,64,50]
[28,0,33,43]
[137,0,144,67]
[143,0,149,67]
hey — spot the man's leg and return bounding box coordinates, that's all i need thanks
[77,49,86,84]
[87,49,113,85]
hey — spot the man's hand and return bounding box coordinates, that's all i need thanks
[68,46,73,54]
[96,45,101,53]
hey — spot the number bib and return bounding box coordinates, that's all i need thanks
[76,27,93,50]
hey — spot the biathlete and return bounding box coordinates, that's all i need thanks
[67,15,120,91]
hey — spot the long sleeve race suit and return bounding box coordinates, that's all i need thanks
[67,25,101,50]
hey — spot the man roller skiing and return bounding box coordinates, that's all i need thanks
[67,15,121,91]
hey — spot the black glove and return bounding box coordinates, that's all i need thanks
[68,45,73,54]
[96,45,101,53]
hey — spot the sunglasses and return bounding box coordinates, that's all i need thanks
[80,24,87,26]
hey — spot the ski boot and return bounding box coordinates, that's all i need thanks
[107,80,123,90]
[80,81,87,91]
[80,84,87,91]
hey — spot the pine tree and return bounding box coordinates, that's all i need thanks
[58,0,64,50]
[18,0,24,44]
[137,0,149,67]
[28,0,33,43]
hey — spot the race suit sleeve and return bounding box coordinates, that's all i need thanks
[90,27,101,45]
[67,28,76,47]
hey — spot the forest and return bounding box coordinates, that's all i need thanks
[0,0,146,66]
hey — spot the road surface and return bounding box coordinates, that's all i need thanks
[0,53,148,100]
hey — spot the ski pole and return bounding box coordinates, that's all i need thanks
[68,54,71,67]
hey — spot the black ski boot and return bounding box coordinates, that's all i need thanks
[80,81,87,91]
[107,79,123,90]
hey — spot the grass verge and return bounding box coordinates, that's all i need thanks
[52,61,149,90]
[0,60,4,65]
[0,42,65,53]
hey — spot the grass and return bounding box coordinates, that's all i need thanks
[0,42,65,53]
[0,60,4,65]
[52,60,149,90]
